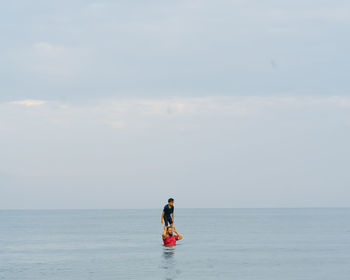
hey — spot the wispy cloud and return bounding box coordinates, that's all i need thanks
[33,42,58,53]
[10,100,46,106]
[4,96,350,132]
[2,0,350,101]
[1,95,350,208]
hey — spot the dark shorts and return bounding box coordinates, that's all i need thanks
[164,216,173,226]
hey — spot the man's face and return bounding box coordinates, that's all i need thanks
[169,201,174,206]
[167,227,173,235]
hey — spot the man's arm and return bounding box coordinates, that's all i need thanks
[161,211,164,224]
[172,210,174,223]
[173,227,182,240]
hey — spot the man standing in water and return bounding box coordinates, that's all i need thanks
[162,226,182,247]
[161,198,174,231]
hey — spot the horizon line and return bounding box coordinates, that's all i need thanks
[1,206,349,211]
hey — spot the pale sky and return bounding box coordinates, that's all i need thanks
[1,1,350,209]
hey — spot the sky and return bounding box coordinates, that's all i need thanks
[1,0,350,209]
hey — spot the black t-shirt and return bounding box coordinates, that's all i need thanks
[163,204,174,217]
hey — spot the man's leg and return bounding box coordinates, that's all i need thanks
[164,217,169,231]
[169,217,173,228]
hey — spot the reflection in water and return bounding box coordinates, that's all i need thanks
[161,247,179,280]
[163,247,175,260]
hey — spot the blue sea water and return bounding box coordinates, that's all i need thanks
[1,208,349,280]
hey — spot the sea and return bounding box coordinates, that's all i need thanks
[1,208,349,280]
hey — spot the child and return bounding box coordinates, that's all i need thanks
[161,198,174,230]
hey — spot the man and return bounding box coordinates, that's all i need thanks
[162,226,182,247]
[161,198,174,231]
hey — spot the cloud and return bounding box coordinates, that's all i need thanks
[33,42,58,53]
[1,41,91,86]
[10,100,46,106]
[1,95,350,208]
[5,95,350,116]
[107,120,126,128]
[4,95,350,132]
[1,0,350,102]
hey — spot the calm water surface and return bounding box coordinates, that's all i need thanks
[1,208,349,279]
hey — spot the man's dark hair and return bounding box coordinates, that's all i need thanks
[168,198,174,202]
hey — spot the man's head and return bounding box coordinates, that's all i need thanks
[168,198,174,206]
[167,226,173,236]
